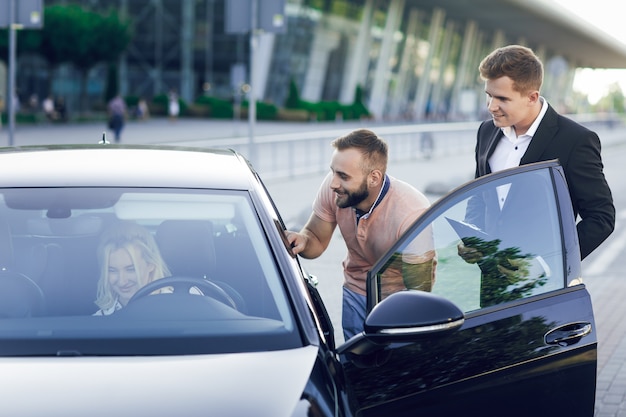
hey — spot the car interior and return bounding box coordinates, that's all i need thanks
[0,187,289,331]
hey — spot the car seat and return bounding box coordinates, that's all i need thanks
[155,219,247,313]
[0,219,46,317]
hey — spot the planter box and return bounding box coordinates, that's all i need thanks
[277,108,310,122]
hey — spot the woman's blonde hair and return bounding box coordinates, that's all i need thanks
[95,221,170,310]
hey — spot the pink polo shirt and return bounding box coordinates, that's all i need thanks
[313,173,435,297]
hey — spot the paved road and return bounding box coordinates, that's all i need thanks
[2,117,624,416]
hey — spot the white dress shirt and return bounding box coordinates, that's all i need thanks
[488,97,548,208]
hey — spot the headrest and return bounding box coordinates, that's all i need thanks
[155,220,216,279]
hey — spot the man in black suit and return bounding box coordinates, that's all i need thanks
[465,44,614,261]
[456,45,614,306]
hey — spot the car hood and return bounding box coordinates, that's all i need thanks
[0,345,319,416]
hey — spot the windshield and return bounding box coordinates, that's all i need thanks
[0,187,299,356]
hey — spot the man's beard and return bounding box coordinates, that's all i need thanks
[335,180,369,209]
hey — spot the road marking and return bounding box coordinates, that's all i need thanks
[584,210,626,276]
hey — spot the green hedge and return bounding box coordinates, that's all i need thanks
[298,100,369,121]
[195,96,234,119]
[124,95,140,107]
[284,81,371,121]
[241,100,278,120]
[1,112,39,124]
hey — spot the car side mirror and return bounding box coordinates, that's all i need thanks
[337,290,464,357]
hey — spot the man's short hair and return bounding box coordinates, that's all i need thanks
[479,45,543,94]
[331,129,388,173]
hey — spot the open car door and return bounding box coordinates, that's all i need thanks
[340,160,596,417]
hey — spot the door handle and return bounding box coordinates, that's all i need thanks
[544,322,592,346]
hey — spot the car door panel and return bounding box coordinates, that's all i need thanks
[340,161,596,416]
[342,286,596,416]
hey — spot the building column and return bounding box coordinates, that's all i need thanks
[204,0,215,90]
[340,0,374,104]
[151,0,164,95]
[429,20,455,120]
[368,0,405,120]
[533,46,574,111]
[256,33,276,100]
[301,22,340,102]
[180,0,195,102]
[534,45,555,101]
[119,0,129,95]
[468,30,487,116]
[449,20,477,119]
[492,29,506,49]
[544,55,570,111]
[564,66,577,112]
[412,7,445,121]
[388,8,420,119]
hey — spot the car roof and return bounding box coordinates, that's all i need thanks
[0,145,256,189]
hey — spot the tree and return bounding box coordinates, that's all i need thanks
[14,5,132,113]
[104,62,119,104]
[352,84,370,119]
[594,82,625,113]
[0,29,42,59]
[284,78,301,109]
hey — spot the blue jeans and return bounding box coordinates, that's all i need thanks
[342,286,367,340]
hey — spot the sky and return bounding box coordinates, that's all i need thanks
[554,0,626,103]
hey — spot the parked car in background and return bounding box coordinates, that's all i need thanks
[0,145,595,416]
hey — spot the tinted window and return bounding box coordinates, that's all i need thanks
[0,188,300,355]
[374,169,564,313]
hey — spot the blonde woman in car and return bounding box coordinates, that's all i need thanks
[94,221,171,315]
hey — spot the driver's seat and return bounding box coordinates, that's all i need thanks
[0,219,46,317]
[155,220,247,312]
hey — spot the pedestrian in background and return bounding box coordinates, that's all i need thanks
[43,95,58,121]
[136,97,150,120]
[168,89,180,122]
[107,94,127,143]
[55,97,67,122]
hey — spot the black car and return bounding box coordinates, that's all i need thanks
[0,145,595,416]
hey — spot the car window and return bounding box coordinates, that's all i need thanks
[373,168,564,313]
[0,187,301,356]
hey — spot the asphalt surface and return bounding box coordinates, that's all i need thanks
[1,117,624,416]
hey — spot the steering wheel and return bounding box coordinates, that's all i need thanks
[0,271,46,318]
[128,276,237,309]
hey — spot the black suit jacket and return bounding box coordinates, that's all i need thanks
[474,104,615,259]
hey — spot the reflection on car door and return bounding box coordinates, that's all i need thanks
[341,161,596,417]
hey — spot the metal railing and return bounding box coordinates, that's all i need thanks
[165,115,624,180]
[205,121,482,180]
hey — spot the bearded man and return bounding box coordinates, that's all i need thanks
[287,128,435,340]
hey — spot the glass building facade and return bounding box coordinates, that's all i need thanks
[5,0,581,120]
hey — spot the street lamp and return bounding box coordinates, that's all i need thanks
[0,0,43,146]
[224,0,286,163]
